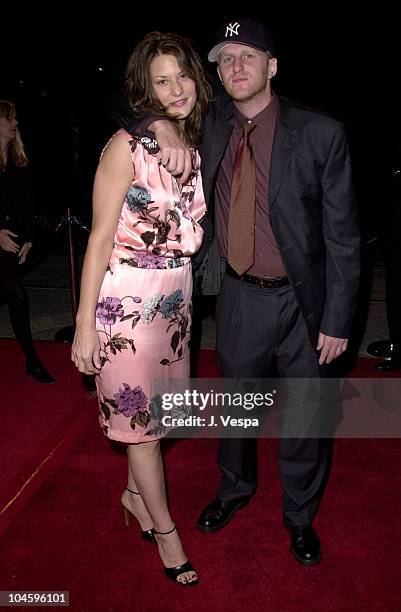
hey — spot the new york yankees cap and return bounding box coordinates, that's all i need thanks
[208,18,276,62]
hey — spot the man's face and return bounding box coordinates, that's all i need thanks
[217,43,277,103]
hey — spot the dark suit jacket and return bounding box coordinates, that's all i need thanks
[197,92,360,343]
[111,89,360,343]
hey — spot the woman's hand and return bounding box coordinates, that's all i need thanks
[0,229,20,253]
[71,325,102,375]
[18,242,32,264]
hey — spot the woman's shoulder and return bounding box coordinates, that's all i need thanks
[113,129,160,156]
[99,130,161,169]
[113,128,136,142]
[100,129,138,159]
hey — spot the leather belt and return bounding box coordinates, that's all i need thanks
[226,264,290,289]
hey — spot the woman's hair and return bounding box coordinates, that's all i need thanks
[125,32,212,146]
[0,100,29,170]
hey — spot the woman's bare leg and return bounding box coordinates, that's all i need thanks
[120,458,154,532]
[127,440,197,584]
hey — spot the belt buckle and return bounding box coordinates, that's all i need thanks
[256,277,266,288]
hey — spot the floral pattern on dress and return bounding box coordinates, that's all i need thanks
[96,290,191,371]
[126,186,153,213]
[126,184,185,257]
[99,387,191,435]
[99,383,152,431]
[118,250,185,270]
[96,288,192,436]
[145,392,192,438]
[96,297,124,325]
[120,139,201,260]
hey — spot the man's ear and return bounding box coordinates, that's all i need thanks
[267,57,278,80]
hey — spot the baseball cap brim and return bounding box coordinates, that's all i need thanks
[208,41,270,62]
[208,43,230,62]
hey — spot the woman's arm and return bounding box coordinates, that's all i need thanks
[110,90,192,181]
[71,134,134,375]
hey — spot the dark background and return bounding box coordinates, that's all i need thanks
[1,8,400,240]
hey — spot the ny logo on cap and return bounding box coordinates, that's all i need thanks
[225,22,240,37]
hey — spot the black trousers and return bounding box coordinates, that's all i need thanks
[215,273,333,526]
[0,281,39,366]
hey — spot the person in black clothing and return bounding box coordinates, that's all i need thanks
[0,100,55,383]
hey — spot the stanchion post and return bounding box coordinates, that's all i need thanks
[67,207,78,324]
[54,210,90,344]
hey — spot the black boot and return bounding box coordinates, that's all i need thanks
[26,361,56,384]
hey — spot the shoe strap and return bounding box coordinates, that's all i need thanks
[126,488,140,495]
[154,523,176,536]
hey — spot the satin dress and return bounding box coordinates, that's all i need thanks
[95,129,206,443]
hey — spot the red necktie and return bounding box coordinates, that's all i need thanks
[227,119,256,275]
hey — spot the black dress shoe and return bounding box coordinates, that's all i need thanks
[367,340,396,359]
[196,497,250,532]
[284,519,321,566]
[26,363,56,384]
[374,354,401,371]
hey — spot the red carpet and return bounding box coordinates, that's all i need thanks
[0,340,98,534]
[0,340,400,610]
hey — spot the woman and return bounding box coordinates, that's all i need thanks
[72,32,212,586]
[0,100,55,383]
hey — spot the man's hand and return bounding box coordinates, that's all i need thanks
[18,242,32,264]
[317,332,348,365]
[151,120,192,183]
[0,229,20,254]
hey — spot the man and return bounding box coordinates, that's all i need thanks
[116,18,360,566]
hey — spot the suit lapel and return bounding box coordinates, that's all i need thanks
[211,101,234,174]
[268,99,297,210]
[200,99,234,204]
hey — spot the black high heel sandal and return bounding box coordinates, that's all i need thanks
[154,524,198,586]
[122,488,156,544]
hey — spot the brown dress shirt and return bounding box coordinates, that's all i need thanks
[215,93,287,277]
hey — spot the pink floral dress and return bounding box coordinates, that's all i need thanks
[95,129,206,443]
